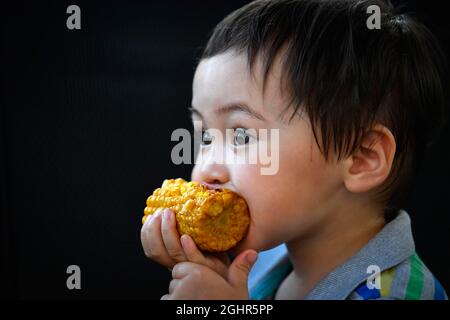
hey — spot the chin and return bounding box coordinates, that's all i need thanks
[228,228,264,256]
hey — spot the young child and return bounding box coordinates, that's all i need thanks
[141,0,448,300]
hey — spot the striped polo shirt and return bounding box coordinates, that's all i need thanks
[248,210,448,300]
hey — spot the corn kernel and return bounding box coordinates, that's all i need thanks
[142,178,250,252]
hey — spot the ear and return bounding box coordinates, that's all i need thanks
[342,124,396,193]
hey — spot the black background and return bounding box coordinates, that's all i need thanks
[2,0,449,299]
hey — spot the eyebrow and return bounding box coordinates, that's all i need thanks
[189,103,267,122]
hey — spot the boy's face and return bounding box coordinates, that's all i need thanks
[191,50,345,253]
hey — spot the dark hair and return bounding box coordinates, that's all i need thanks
[199,0,448,220]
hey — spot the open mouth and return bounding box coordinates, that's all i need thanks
[202,183,223,191]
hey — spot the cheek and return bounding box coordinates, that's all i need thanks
[229,164,299,248]
[270,139,339,219]
[231,135,340,249]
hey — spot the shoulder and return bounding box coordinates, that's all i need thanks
[349,253,448,300]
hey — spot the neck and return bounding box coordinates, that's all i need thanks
[284,200,386,299]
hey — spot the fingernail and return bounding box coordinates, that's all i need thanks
[163,209,171,221]
[151,209,161,219]
[152,209,161,219]
[246,251,258,264]
[180,234,188,249]
[146,213,155,223]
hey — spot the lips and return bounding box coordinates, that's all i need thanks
[201,183,246,198]
[202,183,223,190]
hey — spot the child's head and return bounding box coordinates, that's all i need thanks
[190,0,447,252]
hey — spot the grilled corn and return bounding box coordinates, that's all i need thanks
[142,178,250,252]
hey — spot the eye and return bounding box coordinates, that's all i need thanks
[232,128,252,146]
[201,129,214,145]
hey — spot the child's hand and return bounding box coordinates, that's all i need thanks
[141,208,230,278]
[161,249,258,300]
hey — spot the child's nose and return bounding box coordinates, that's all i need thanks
[192,161,230,188]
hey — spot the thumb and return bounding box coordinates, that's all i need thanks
[227,250,258,288]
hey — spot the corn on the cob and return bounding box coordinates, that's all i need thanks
[142,178,250,252]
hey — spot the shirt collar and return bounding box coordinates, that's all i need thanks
[305,209,415,299]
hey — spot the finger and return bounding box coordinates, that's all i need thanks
[211,252,231,266]
[161,294,170,300]
[172,261,198,279]
[141,209,176,267]
[180,235,228,278]
[161,209,187,263]
[209,252,231,275]
[141,209,160,257]
[180,234,207,264]
[228,250,258,288]
[169,279,180,294]
[141,207,161,230]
